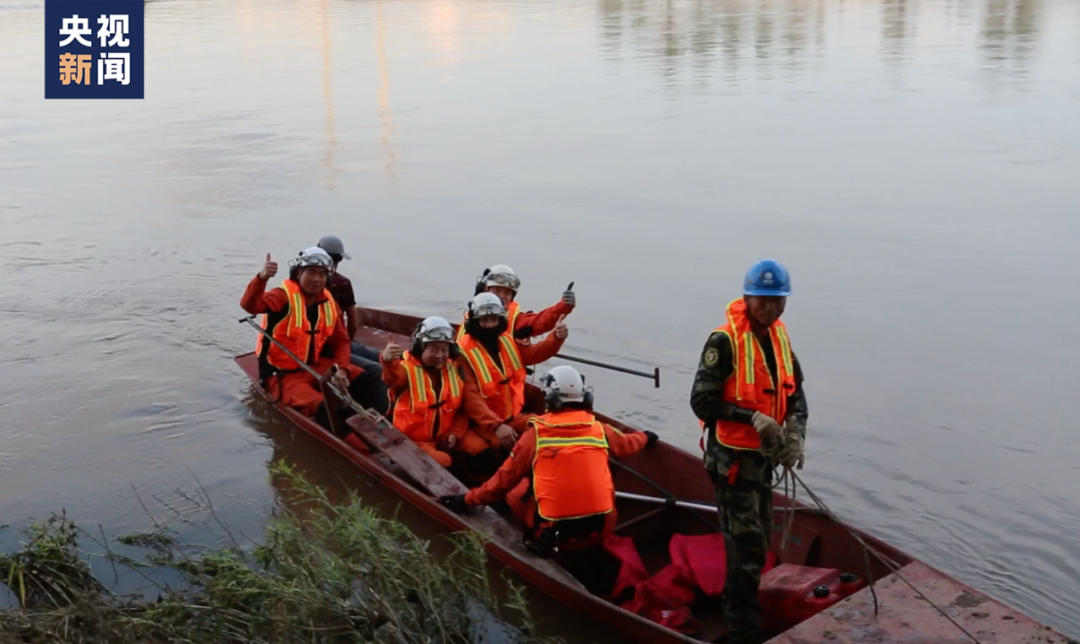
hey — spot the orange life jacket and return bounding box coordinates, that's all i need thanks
[256,279,339,372]
[458,329,526,421]
[530,410,614,522]
[456,301,522,342]
[706,298,797,451]
[391,352,464,443]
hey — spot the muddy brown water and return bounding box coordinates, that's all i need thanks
[2,0,1079,639]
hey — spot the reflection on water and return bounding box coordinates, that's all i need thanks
[2,0,1079,640]
[981,0,1042,78]
[596,0,1054,86]
[317,0,340,190]
[376,0,399,182]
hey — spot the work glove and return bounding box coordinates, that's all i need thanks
[777,427,805,470]
[439,494,468,514]
[751,412,784,450]
[643,430,660,447]
[562,289,576,308]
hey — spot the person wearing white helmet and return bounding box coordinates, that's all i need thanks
[439,365,659,557]
[455,292,569,468]
[377,317,483,468]
[241,248,389,441]
[457,264,576,345]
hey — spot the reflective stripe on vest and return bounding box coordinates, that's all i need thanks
[708,298,796,451]
[393,353,464,442]
[460,330,526,420]
[256,279,338,372]
[530,411,613,522]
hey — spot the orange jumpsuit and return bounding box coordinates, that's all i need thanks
[464,422,650,541]
[240,274,361,416]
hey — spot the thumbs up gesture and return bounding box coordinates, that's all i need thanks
[562,281,576,309]
[554,315,569,340]
[259,253,278,281]
[382,341,404,363]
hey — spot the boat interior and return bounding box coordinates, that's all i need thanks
[352,308,911,642]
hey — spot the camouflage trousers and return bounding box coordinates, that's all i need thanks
[711,450,773,644]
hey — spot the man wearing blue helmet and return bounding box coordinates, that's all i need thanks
[689,259,808,644]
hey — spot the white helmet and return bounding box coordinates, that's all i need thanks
[469,292,507,318]
[294,246,334,271]
[481,264,521,293]
[414,316,455,344]
[538,365,589,406]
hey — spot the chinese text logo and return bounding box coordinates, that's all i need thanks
[46,1,144,99]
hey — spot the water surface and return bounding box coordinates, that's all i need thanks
[2,0,1079,638]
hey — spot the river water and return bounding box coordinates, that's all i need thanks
[2,0,1079,638]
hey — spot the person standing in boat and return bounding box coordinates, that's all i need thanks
[315,235,383,375]
[379,316,509,468]
[457,264,575,345]
[456,292,567,458]
[690,259,808,644]
[240,247,390,431]
[439,365,658,556]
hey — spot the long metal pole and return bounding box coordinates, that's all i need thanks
[554,353,660,388]
[615,491,823,516]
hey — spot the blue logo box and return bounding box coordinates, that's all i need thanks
[45,0,145,99]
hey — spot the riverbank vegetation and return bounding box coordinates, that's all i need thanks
[0,462,556,644]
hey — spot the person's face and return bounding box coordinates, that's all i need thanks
[744,295,786,327]
[487,286,515,307]
[478,315,501,329]
[298,267,329,295]
[421,342,451,368]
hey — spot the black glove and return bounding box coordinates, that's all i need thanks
[439,494,468,513]
[644,430,659,447]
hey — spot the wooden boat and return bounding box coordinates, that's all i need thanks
[235,306,1070,644]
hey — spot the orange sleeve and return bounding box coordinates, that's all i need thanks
[458,357,503,433]
[380,356,408,389]
[240,275,289,314]
[514,300,573,337]
[518,331,566,366]
[605,424,650,457]
[465,430,537,506]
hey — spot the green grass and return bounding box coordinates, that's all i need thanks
[0,461,560,644]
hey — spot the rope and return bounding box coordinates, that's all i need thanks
[787,469,983,644]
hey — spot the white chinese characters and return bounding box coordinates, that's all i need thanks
[98,52,131,86]
[58,15,92,47]
[97,14,130,47]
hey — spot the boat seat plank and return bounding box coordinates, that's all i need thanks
[766,561,1066,644]
[347,416,586,590]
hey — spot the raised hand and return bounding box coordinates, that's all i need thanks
[382,342,404,363]
[562,281,576,309]
[553,315,568,340]
[259,253,278,280]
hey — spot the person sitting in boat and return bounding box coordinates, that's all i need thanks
[457,264,575,345]
[457,292,567,454]
[439,365,658,556]
[316,234,383,376]
[240,248,390,432]
[380,316,510,468]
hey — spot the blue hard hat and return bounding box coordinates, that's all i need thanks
[743,260,791,296]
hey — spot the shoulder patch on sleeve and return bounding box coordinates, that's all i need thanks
[704,348,719,366]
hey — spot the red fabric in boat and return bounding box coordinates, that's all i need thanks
[603,534,649,600]
[668,533,777,597]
